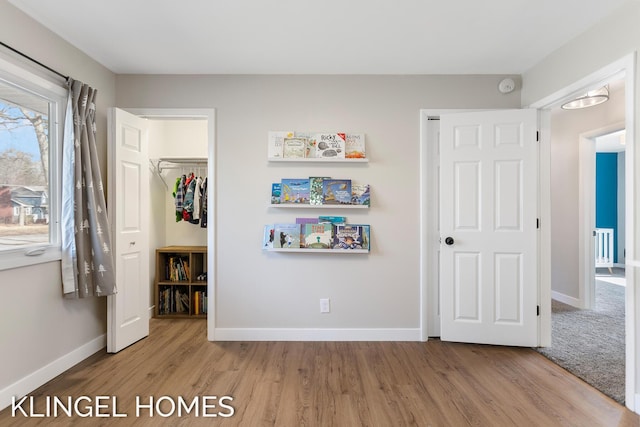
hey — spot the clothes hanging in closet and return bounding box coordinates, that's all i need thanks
[173,172,207,227]
[200,177,208,228]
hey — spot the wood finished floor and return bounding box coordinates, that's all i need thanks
[2,319,639,426]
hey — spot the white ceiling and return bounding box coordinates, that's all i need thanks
[8,0,634,75]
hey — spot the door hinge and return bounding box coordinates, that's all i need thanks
[537,305,540,316]
[536,218,540,229]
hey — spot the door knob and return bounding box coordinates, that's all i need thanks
[445,237,455,246]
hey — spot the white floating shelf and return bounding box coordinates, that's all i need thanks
[268,157,368,163]
[264,248,369,253]
[269,204,369,209]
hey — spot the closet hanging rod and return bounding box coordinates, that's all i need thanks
[155,157,207,173]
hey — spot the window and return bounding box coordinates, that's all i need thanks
[0,53,66,270]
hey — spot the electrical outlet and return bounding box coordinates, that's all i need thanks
[320,298,330,313]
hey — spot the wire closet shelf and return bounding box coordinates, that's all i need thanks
[151,157,208,189]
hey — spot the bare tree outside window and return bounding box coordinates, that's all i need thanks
[0,80,50,249]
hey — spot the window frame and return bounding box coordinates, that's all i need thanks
[0,52,66,271]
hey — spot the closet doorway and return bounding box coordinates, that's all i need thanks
[108,108,215,352]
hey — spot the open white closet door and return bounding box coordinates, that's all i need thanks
[439,109,539,346]
[106,108,150,353]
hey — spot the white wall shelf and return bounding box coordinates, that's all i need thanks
[264,248,369,253]
[268,157,368,163]
[269,203,369,209]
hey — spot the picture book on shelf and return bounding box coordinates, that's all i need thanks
[304,223,333,249]
[296,217,319,242]
[318,215,346,225]
[280,178,310,204]
[313,133,346,158]
[351,183,370,206]
[273,223,301,249]
[283,137,307,158]
[263,224,275,249]
[322,179,352,205]
[332,224,370,251]
[309,176,329,205]
[268,131,293,159]
[271,183,281,204]
[294,132,318,158]
[345,133,366,159]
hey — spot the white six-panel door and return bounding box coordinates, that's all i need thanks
[439,109,538,346]
[107,108,150,353]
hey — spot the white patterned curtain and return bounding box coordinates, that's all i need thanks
[61,79,116,298]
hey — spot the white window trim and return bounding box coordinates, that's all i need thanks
[0,52,66,271]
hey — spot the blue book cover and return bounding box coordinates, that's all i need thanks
[271,183,281,204]
[280,178,310,204]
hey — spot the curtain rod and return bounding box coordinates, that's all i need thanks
[0,41,69,82]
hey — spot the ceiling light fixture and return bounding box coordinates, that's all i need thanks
[561,86,609,110]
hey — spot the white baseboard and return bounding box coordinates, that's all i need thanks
[213,328,421,341]
[0,334,106,412]
[551,291,581,308]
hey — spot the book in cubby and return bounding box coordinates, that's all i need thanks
[155,246,207,318]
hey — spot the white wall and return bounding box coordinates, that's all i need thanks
[549,83,625,300]
[116,74,521,337]
[0,2,116,409]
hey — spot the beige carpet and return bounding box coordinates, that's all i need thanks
[536,269,625,404]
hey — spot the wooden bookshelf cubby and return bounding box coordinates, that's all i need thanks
[154,246,207,318]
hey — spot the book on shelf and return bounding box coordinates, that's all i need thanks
[318,215,346,225]
[267,131,293,159]
[159,285,190,314]
[313,133,346,158]
[303,223,333,249]
[271,183,281,204]
[332,224,370,251]
[293,132,318,158]
[322,179,352,205]
[193,290,207,315]
[194,291,200,315]
[273,223,301,249]
[263,224,275,249]
[351,183,370,206]
[283,137,307,158]
[280,178,310,204]
[167,256,190,281]
[345,133,366,159]
[296,217,319,243]
[309,176,329,205]
[176,289,189,313]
